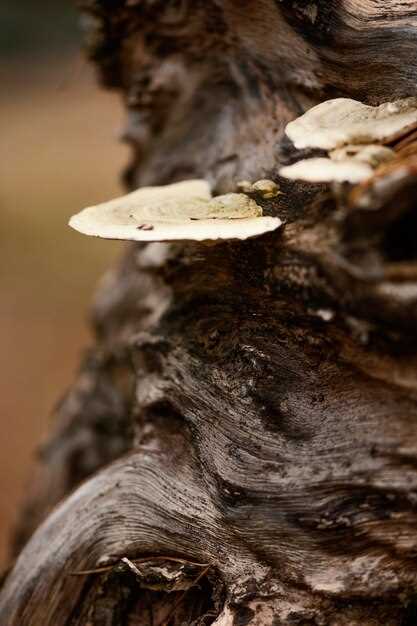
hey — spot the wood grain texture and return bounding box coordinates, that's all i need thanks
[2,1,417,624]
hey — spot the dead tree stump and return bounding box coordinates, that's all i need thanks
[2,2,417,624]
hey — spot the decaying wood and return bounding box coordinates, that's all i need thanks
[2,1,417,624]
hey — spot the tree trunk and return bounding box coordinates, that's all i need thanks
[2,1,417,624]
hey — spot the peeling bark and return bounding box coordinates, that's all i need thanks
[2,2,417,624]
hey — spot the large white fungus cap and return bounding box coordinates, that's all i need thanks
[285,97,417,150]
[279,157,373,184]
[69,179,282,242]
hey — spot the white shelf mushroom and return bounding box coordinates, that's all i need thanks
[329,144,395,167]
[236,179,281,198]
[280,157,373,184]
[69,179,282,242]
[280,97,416,185]
[285,97,417,150]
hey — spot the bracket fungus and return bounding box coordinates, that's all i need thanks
[237,179,281,198]
[329,144,395,167]
[279,157,373,184]
[285,97,417,150]
[69,179,282,242]
[280,97,417,184]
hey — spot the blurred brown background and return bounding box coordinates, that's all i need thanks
[0,0,127,566]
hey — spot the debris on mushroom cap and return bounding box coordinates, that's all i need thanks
[279,157,373,184]
[69,179,282,242]
[285,97,417,150]
[329,144,395,167]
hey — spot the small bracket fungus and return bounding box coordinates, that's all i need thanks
[236,179,280,198]
[252,179,281,198]
[279,158,373,184]
[280,97,413,184]
[329,144,395,167]
[69,179,282,242]
[285,97,417,150]
[236,180,254,194]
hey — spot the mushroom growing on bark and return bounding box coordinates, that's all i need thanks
[69,179,282,242]
[279,157,374,183]
[329,144,395,167]
[285,97,417,150]
[281,98,417,184]
[3,2,417,626]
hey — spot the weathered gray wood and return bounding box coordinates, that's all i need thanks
[2,1,417,624]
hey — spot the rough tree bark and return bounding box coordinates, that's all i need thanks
[2,1,417,624]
